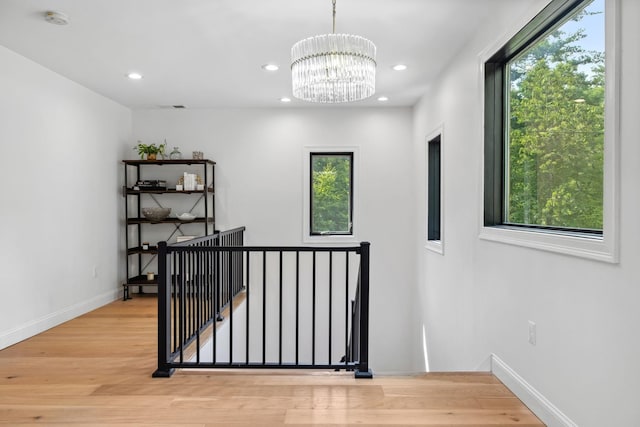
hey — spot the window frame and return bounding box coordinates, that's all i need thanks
[309,151,354,236]
[480,0,620,263]
[426,126,444,254]
[302,146,360,244]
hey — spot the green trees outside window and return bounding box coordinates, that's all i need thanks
[506,0,604,231]
[310,153,353,235]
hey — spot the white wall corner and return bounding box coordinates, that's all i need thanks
[475,355,492,371]
[491,354,578,427]
[0,289,120,350]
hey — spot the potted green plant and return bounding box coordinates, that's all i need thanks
[134,141,166,160]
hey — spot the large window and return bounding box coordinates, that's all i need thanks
[485,0,605,235]
[310,152,353,235]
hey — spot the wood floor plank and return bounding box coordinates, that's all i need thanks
[0,407,287,424]
[477,398,534,410]
[284,409,542,425]
[9,425,205,427]
[0,297,544,426]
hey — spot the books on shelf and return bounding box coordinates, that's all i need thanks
[133,180,167,190]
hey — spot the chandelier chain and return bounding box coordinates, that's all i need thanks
[332,0,337,33]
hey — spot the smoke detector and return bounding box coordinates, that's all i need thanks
[44,11,69,25]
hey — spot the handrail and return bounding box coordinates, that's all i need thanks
[153,233,371,379]
[172,226,246,247]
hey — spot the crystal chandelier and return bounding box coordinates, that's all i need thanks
[291,0,376,103]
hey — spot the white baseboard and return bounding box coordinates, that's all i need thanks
[0,289,120,350]
[491,354,577,427]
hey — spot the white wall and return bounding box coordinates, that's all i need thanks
[413,0,640,425]
[133,107,419,374]
[0,45,131,349]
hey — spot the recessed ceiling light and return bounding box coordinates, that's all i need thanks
[377,96,389,102]
[44,11,69,25]
[262,64,279,71]
[280,97,292,103]
[127,72,143,80]
[392,64,408,71]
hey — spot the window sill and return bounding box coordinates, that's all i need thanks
[479,225,618,263]
[425,240,444,255]
[303,234,359,245]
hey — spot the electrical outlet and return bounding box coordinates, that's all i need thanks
[528,320,537,346]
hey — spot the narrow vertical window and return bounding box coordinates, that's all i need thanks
[310,152,353,235]
[427,135,442,242]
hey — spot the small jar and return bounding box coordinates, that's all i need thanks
[142,242,149,250]
[169,147,182,160]
[147,272,155,281]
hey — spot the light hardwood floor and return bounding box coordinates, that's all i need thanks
[0,295,544,426]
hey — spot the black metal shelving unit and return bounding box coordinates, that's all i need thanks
[122,159,215,300]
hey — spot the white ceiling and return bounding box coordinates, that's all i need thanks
[0,0,540,109]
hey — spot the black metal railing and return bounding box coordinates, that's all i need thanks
[346,270,361,367]
[344,246,370,378]
[153,227,245,372]
[153,236,371,378]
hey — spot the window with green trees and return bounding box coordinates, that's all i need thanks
[310,152,353,235]
[485,0,605,234]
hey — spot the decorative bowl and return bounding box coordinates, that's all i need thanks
[142,207,171,222]
[176,212,196,221]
